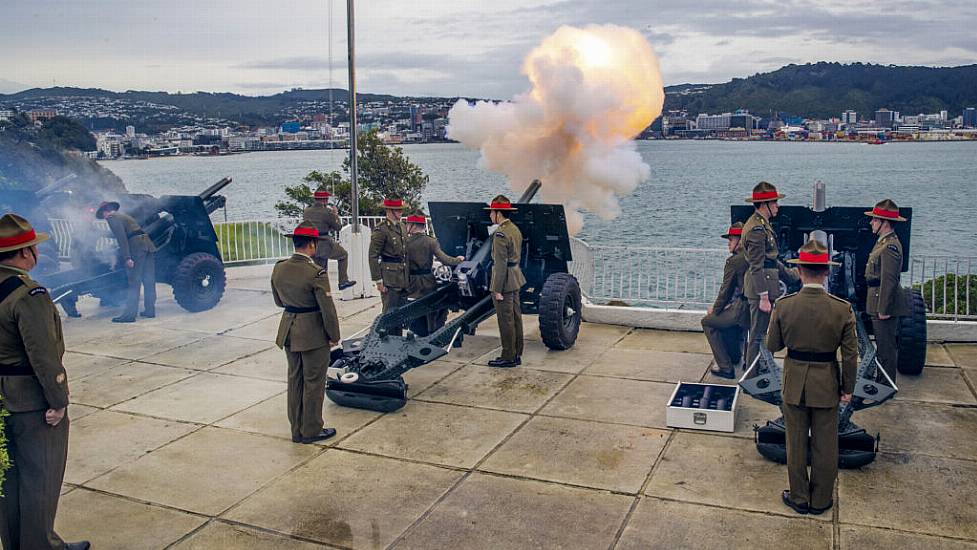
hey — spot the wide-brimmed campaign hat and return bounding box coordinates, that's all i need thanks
[744,181,786,203]
[864,198,907,222]
[484,195,518,211]
[405,212,427,225]
[722,221,744,240]
[285,221,320,238]
[0,213,50,253]
[313,187,331,200]
[94,201,120,219]
[787,239,840,266]
[382,198,406,210]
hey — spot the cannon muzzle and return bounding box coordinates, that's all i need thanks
[198,177,233,200]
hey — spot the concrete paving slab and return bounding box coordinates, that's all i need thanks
[473,339,606,374]
[211,347,287,381]
[471,314,540,339]
[569,322,632,346]
[63,351,131,381]
[224,449,463,549]
[222,314,280,342]
[156,290,278,333]
[839,453,977,540]
[616,497,833,550]
[88,427,319,516]
[616,328,712,354]
[170,521,328,550]
[216,391,381,443]
[645,432,815,519]
[72,326,205,360]
[415,365,572,413]
[895,368,977,404]
[540,375,676,428]
[858,401,977,460]
[338,401,526,468]
[585,348,712,383]
[111,372,285,424]
[926,344,957,367]
[479,416,667,493]
[140,334,274,371]
[840,524,977,550]
[69,362,197,408]
[67,403,99,421]
[66,410,198,484]
[393,472,633,550]
[947,344,977,368]
[443,334,503,363]
[402,359,464,395]
[55,488,207,550]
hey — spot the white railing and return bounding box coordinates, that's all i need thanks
[907,255,976,321]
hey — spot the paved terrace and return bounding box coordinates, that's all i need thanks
[52,265,977,550]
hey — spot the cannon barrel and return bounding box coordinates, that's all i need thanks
[517,179,542,204]
[197,177,233,200]
[36,173,78,198]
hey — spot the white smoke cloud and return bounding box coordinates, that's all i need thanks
[448,24,665,233]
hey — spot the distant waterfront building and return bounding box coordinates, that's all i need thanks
[125,125,136,138]
[27,109,58,123]
[875,109,896,128]
[729,110,759,131]
[842,110,857,125]
[280,121,301,133]
[695,112,731,130]
[964,108,977,128]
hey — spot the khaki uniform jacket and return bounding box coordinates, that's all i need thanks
[490,219,527,294]
[368,219,409,290]
[303,204,342,242]
[271,254,341,352]
[106,212,156,260]
[865,232,909,317]
[712,249,748,313]
[406,233,463,298]
[742,212,786,299]
[0,266,69,412]
[766,286,859,408]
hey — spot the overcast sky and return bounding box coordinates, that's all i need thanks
[2,0,976,98]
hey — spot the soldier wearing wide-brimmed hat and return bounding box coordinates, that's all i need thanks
[864,198,910,382]
[95,200,157,323]
[368,197,410,320]
[403,212,464,336]
[702,221,750,378]
[485,195,526,368]
[741,181,798,373]
[271,221,341,444]
[302,186,354,291]
[766,239,857,517]
[0,213,90,550]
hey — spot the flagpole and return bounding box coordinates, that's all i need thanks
[346,0,359,232]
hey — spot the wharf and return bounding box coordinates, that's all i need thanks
[53,265,977,549]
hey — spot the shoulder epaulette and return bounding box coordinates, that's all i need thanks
[887,244,900,254]
[316,268,327,277]
[494,230,506,238]
[826,293,851,306]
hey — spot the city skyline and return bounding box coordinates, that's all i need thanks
[3,0,977,98]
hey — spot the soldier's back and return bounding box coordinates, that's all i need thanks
[775,289,851,351]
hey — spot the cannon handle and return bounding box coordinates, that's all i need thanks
[198,177,233,200]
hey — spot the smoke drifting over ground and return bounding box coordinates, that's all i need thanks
[448,25,665,233]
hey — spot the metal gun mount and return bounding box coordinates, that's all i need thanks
[325,180,584,413]
[735,182,924,468]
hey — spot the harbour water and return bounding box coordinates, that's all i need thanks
[102,140,977,256]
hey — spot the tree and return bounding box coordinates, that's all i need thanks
[275,129,428,218]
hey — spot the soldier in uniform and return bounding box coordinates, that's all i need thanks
[864,199,910,382]
[95,201,157,323]
[766,239,858,516]
[404,212,464,336]
[271,222,341,444]
[486,196,526,368]
[702,222,750,378]
[368,198,410,317]
[0,214,90,550]
[302,186,355,290]
[741,182,798,373]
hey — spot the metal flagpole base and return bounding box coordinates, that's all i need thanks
[339,224,377,300]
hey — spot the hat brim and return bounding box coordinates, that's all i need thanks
[95,201,121,219]
[787,257,841,267]
[744,193,786,203]
[0,232,49,253]
[863,210,907,222]
[721,233,742,240]
[484,206,518,211]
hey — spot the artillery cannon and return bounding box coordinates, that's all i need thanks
[325,180,583,412]
[734,182,926,468]
[10,177,234,313]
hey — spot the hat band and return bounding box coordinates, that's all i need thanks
[293,227,319,237]
[872,207,900,219]
[727,227,743,236]
[405,216,426,224]
[313,191,330,199]
[490,202,513,209]
[798,252,830,263]
[752,190,780,201]
[383,200,403,208]
[0,229,37,248]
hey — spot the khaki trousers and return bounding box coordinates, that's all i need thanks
[315,239,350,285]
[0,411,69,550]
[494,291,524,361]
[701,301,748,371]
[123,249,156,318]
[783,401,838,509]
[872,317,900,383]
[746,298,772,373]
[285,345,331,439]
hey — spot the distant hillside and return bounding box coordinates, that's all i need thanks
[664,62,977,119]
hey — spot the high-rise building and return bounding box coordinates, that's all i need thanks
[126,125,136,138]
[729,110,758,130]
[842,110,857,125]
[875,109,896,128]
[695,112,731,130]
[964,108,977,128]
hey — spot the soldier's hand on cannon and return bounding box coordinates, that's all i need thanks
[839,393,852,404]
[759,294,772,313]
[456,256,465,261]
[126,258,135,269]
[45,407,66,426]
[707,305,714,315]
[494,292,504,301]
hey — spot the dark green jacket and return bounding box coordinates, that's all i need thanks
[865,232,909,317]
[406,233,462,298]
[368,219,409,289]
[490,219,527,294]
[106,211,156,260]
[271,254,341,351]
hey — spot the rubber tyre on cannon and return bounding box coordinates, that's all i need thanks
[172,252,227,312]
[539,272,582,350]
[896,288,927,376]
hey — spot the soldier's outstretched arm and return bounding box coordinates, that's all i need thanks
[765,304,784,352]
[314,271,341,344]
[840,306,858,395]
[432,239,463,266]
[368,229,385,282]
[14,293,69,410]
[878,244,902,317]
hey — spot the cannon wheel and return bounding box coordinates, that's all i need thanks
[172,252,227,312]
[897,288,927,375]
[539,273,582,350]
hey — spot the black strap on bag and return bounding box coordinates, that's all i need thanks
[0,276,36,376]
